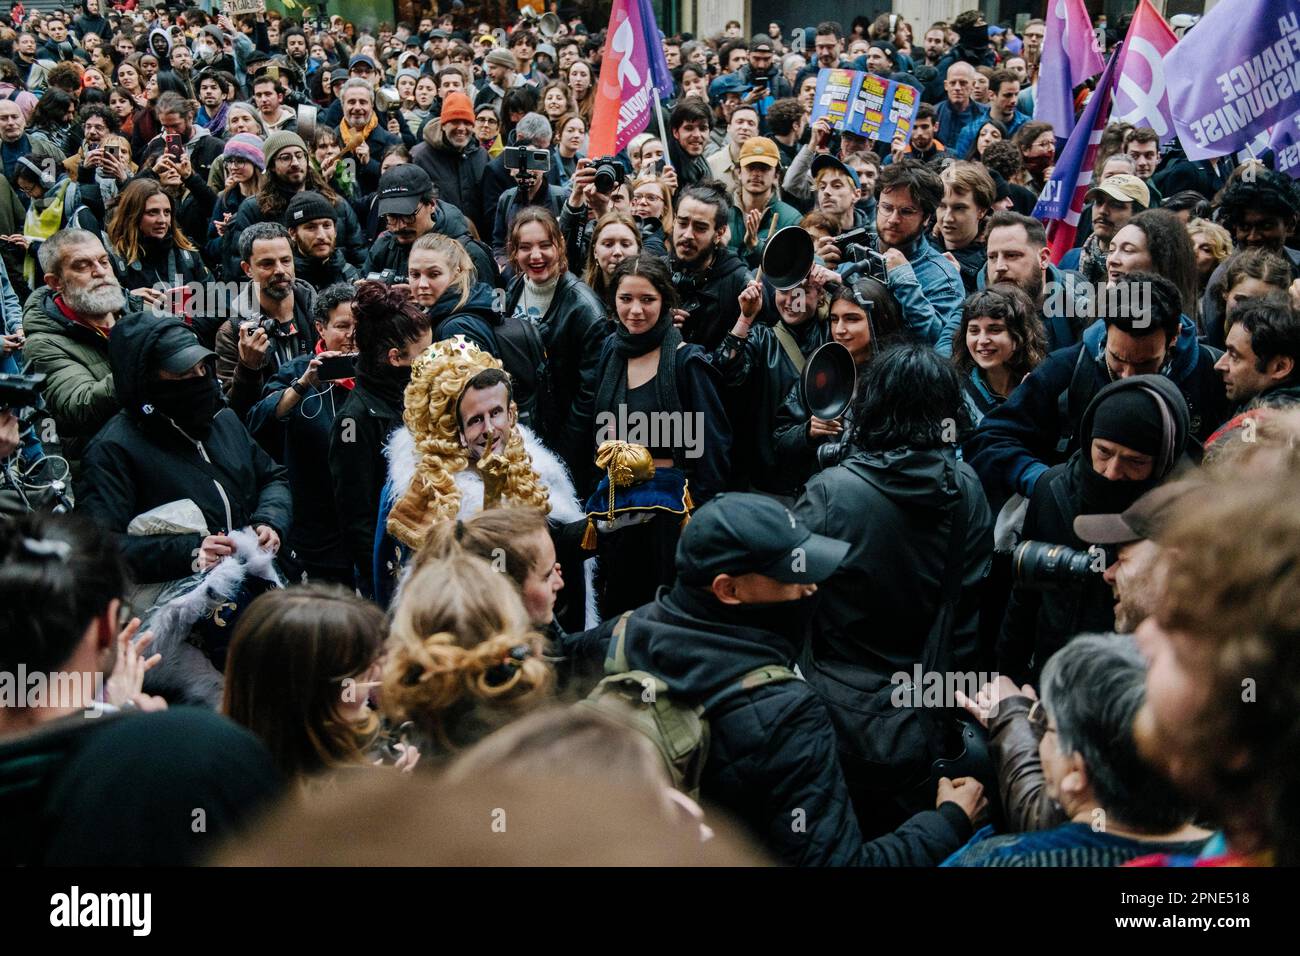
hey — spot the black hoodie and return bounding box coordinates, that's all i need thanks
[428,281,500,355]
[673,245,751,351]
[999,374,1195,683]
[78,315,292,584]
[563,584,973,867]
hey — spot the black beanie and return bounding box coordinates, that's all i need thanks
[284,190,337,228]
[1090,389,1164,457]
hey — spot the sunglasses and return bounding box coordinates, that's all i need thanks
[1027,700,1058,742]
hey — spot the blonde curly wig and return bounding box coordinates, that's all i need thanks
[387,336,552,549]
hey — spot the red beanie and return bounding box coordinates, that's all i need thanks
[440,92,475,125]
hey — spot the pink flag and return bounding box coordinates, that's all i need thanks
[1110,0,1178,143]
[587,0,658,158]
[1034,0,1105,141]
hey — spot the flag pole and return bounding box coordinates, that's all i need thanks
[652,89,669,149]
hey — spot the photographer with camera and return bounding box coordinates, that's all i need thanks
[558,154,640,274]
[793,342,993,837]
[831,159,965,354]
[491,140,568,270]
[999,374,1197,686]
[362,163,498,293]
[215,222,317,421]
[668,181,751,351]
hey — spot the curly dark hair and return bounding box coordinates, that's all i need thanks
[951,283,1048,383]
[351,280,432,379]
[1215,168,1300,232]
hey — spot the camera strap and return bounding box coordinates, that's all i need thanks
[772,323,806,374]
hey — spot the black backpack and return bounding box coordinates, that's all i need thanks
[493,310,552,433]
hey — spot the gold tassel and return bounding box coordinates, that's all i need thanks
[581,517,598,551]
[683,484,695,513]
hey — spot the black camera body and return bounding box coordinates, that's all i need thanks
[363,269,407,286]
[0,372,45,412]
[590,156,626,194]
[833,227,889,284]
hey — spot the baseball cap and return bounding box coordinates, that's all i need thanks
[1085,173,1150,209]
[738,136,780,167]
[676,493,851,586]
[1073,478,1206,546]
[708,73,750,102]
[430,28,450,39]
[330,67,349,87]
[377,164,433,217]
[151,322,215,376]
[349,53,379,72]
[750,34,773,52]
[811,153,860,189]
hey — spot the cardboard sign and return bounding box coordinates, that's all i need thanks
[222,0,266,15]
[810,67,921,145]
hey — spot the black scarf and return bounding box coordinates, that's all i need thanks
[592,310,684,463]
[362,363,412,411]
[1072,450,1160,516]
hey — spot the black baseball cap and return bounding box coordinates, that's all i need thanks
[377,164,433,217]
[676,493,851,586]
[811,153,861,189]
[1073,478,1206,546]
[151,322,215,375]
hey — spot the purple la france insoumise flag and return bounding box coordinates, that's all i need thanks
[588,0,656,157]
[1270,112,1300,179]
[637,0,674,100]
[1034,47,1123,263]
[1166,0,1300,160]
[1033,0,1105,141]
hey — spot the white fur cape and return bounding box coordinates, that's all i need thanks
[383,422,597,626]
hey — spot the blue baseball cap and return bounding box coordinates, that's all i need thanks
[811,153,860,189]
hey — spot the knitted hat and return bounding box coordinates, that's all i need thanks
[222,133,265,171]
[284,190,338,228]
[484,48,518,71]
[396,67,421,84]
[201,25,225,47]
[262,130,309,166]
[440,91,474,125]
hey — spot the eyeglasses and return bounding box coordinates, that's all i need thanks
[877,201,921,220]
[1027,700,1058,741]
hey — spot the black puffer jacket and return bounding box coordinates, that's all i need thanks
[363,201,499,289]
[428,281,499,355]
[562,584,974,866]
[411,117,489,237]
[293,248,361,288]
[999,375,1195,684]
[78,315,292,584]
[503,271,607,484]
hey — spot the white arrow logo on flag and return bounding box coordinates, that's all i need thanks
[612,15,641,88]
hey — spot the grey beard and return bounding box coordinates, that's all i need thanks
[64,282,126,316]
[261,280,292,302]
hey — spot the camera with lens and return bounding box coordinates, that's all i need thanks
[833,227,888,282]
[590,156,626,194]
[1012,540,1102,590]
[0,372,45,414]
[502,145,551,187]
[670,269,704,315]
[363,269,408,286]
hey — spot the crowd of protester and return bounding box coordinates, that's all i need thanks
[0,2,1299,870]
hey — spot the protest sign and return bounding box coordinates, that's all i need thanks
[1166,0,1300,159]
[810,68,921,145]
[223,0,266,13]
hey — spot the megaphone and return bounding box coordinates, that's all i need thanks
[296,102,318,144]
[376,85,402,113]
[761,226,815,291]
[801,342,857,421]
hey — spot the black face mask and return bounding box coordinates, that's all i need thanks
[149,373,222,441]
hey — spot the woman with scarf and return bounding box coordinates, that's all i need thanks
[999,371,1198,685]
[585,253,731,616]
[104,177,210,313]
[11,139,99,291]
[950,284,1047,430]
[205,134,265,264]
